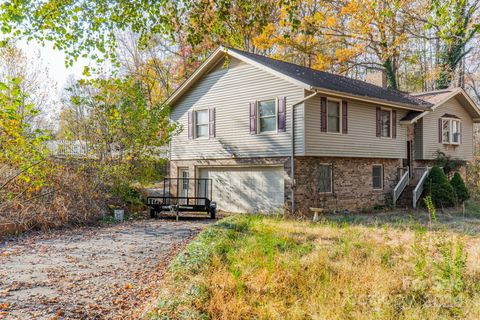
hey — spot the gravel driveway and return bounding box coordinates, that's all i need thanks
[0,217,213,319]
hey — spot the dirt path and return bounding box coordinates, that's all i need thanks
[0,218,213,319]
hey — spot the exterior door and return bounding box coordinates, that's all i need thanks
[179,168,189,204]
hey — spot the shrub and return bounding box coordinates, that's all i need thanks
[425,166,455,208]
[434,151,466,175]
[451,172,470,205]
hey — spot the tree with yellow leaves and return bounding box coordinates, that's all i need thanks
[254,0,420,90]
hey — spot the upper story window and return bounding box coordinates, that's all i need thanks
[442,118,461,145]
[380,109,391,138]
[195,110,208,138]
[327,100,340,133]
[452,120,461,144]
[258,100,276,132]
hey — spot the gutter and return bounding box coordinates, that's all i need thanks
[290,92,319,213]
[310,87,428,112]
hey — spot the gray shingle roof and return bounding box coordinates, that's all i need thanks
[411,90,454,105]
[229,48,432,109]
[400,111,423,122]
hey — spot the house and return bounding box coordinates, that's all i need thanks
[166,47,480,214]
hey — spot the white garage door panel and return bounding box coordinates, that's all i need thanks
[199,167,284,213]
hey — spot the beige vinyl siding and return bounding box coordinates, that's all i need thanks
[170,57,304,160]
[420,96,473,160]
[414,118,424,159]
[304,94,408,158]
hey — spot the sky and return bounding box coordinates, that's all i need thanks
[19,39,90,90]
[17,40,92,126]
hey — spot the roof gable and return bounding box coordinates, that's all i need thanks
[402,88,480,123]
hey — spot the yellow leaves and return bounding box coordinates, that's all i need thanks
[335,45,365,63]
[312,54,333,71]
[253,23,282,50]
[341,1,361,15]
[325,16,337,28]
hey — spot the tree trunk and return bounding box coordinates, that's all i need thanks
[383,58,398,90]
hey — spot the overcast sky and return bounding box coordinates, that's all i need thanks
[19,39,90,90]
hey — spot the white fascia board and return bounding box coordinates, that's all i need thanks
[165,47,226,106]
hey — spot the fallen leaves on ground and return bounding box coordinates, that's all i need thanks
[0,217,213,319]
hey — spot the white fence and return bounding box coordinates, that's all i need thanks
[47,140,90,157]
[46,140,170,159]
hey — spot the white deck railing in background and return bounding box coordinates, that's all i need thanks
[47,140,170,159]
[47,140,90,158]
[412,169,430,209]
[393,168,409,207]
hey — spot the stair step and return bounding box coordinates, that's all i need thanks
[395,185,417,207]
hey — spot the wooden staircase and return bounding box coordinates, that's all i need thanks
[392,167,430,209]
[395,185,416,209]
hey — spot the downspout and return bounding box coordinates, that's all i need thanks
[290,91,319,213]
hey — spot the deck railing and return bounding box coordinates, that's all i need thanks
[412,168,430,209]
[47,140,90,158]
[393,168,409,207]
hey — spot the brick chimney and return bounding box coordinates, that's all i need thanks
[365,71,387,88]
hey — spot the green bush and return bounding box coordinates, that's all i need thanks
[434,151,466,175]
[451,172,470,205]
[425,166,455,208]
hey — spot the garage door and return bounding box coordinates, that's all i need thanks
[199,166,284,213]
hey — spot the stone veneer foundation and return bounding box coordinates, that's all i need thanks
[294,157,402,214]
[170,156,404,215]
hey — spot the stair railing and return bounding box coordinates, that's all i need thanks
[393,167,409,207]
[412,168,430,209]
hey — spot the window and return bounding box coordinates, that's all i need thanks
[372,165,383,190]
[258,100,276,132]
[380,109,391,137]
[442,118,461,145]
[442,119,450,143]
[327,100,340,133]
[195,110,208,138]
[452,120,461,144]
[318,164,332,193]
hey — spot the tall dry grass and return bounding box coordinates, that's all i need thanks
[0,162,109,237]
[149,215,480,320]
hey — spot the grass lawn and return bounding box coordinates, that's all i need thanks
[147,205,480,320]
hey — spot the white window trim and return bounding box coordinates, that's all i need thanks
[380,108,392,139]
[372,164,384,190]
[442,117,461,145]
[326,98,342,134]
[194,109,209,139]
[318,163,333,194]
[257,99,278,134]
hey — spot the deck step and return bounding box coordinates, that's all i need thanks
[395,185,416,208]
